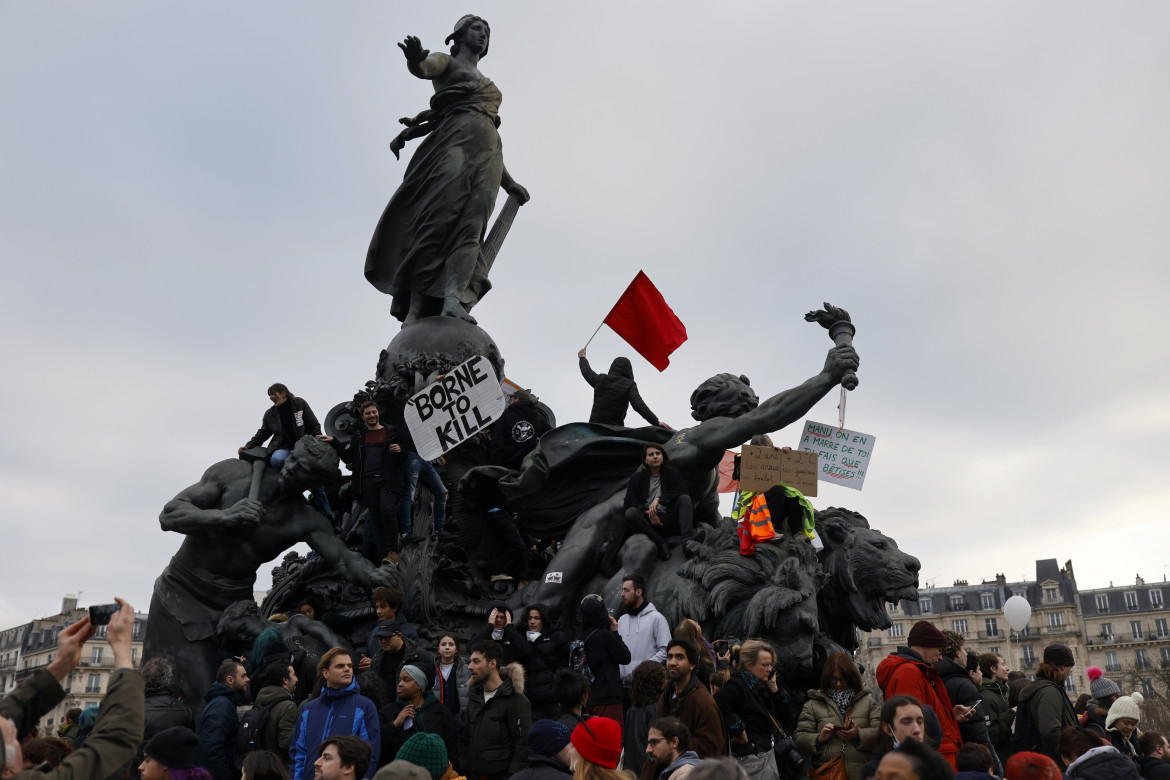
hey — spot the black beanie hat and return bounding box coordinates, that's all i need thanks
[144,726,200,769]
[1043,644,1075,667]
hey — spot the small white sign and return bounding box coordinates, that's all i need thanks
[544,571,563,584]
[404,355,507,460]
[798,420,876,491]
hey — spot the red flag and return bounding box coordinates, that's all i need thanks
[603,271,688,371]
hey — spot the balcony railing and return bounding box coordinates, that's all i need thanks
[84,686,101,693]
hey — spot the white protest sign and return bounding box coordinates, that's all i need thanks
[404,355,506,460]
[798,420,875,490]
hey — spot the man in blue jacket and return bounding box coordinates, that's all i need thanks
[196,660,249,780]
[289,648,380,780]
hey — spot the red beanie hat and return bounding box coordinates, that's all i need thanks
[571,717,622,769]
[1005,751,1062,780]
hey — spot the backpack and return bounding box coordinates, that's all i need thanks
[235,702,273,755]
[569,631,598,684]
[1010,692,1040,754]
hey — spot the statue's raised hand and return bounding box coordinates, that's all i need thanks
[398,36,429,64]
[503,180,531,204]
[823,345,860,385]
[223,497,264,527]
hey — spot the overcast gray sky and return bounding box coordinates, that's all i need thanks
[3,3,1169,627]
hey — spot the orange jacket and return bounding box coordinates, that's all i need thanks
[876,650,961,768]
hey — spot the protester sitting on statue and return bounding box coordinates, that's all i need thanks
[577,349,669,428]
[0,600,144,780]
[490,389,552,470]
[240,383,333,519]
[319,400,408,565]
[605,443,693,564]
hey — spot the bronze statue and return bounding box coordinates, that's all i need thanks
[142,436,395,713]
[366,15,530,326]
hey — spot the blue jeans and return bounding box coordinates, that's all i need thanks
[269,448,333,519]
[398,451,447,535]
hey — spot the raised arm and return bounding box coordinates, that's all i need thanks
[687,345,858,454]
[159,465,264,534]
[398,36,450,80]
[578,354,600,387]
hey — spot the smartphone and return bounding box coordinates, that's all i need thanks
[713,640,729,654]
[88,603,121,626]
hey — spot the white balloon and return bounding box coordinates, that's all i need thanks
[1004,595,1032,632]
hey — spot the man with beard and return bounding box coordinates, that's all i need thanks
[195,660,249,780]
[143,435,394,715]
[643,639,724,774]
[644,718,701,780]
[460,641,531,780]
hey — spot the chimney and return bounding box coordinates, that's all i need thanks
[1136,574,1145,586]
[61,594,78,614]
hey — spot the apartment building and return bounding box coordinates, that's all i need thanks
[1079,575,1170,699]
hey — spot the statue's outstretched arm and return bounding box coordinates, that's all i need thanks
[159,468,263,534]
[689,345,859,453]
[306,526,381,587]
[398,36,449,80]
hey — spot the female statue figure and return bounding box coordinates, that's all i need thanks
[365,15,530,326]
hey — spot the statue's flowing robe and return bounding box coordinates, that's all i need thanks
[366,79,504,321]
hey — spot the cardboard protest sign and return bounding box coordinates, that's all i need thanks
[798,420,875,490]
[738,445,819,496]
[404,355,506,460]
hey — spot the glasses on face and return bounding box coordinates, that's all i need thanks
[646,738,666,747]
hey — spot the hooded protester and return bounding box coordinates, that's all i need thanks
[577,351,667,428]
[577,596,631,728]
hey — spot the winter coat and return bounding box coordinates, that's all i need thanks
[1137,756,1170,780]
[289,679,380,780]
[1107,729,1141,760]
[365,617,420,657]
[380,693,458,766]
[1065,746,1142,780]
[876,648,961,767]
[196,682,244,780]
[510,754,573,780]
[617,602,671,685]
[432,656,471,718]
[329,424,406,494]
[578,624,632,706]
[627,702,658,776]
[579,356,660,426]
[490,399,552,469]
[624,466,689,512]
[525,629,569,710]
[714,671,789,759]
[5,669,144,780]
[245,396,322,451]
[253,684,299,756]
[134,686,195,776]
[1016,677,1078,765]
[656,674,728,759]
[978,679,1014,759]
[794,688,881,780]
[469,623,534,669]
[938,658,995,762]
[459,664,532,779]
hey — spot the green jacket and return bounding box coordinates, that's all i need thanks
[1018,678,1077,764]
[978,679,1014,756]
[2,668,145,780]
[794,689,881,780]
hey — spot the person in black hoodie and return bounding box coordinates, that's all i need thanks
[577,596,631,730]
[491,390,552,470]
[195,660,247,780]
[320,400,407,565]
[577,350,669,428]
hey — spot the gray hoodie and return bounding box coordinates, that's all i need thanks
[618,601,671,685]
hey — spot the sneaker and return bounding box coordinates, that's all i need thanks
[490,573,514,582]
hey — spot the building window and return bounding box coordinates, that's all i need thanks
[920,598,932,614]
[1131,621,1144,640]
[95,626,106,639]
[889,624,904,638]
[1014,589,1027,599]
[1022,646,1036,665]
[1064,677,1077,694]
[981,593,995,610]
[989,647,1001,655]
[132,623,141,639]
[1048,613,1064,627]
[1160,647,1170,665]
[1106,651,1120,672]
[1020,624,1032,637]
[950,595,966,611]
[86,673,100,694]
[1156,619,1168,639]
[985,618,999,638]
[1125,592,1139,610]
[952,619,968,633]
[1136,649,1151,669]
[1044,587,1059,602]
[1142,679,1155,696]
[888,602,899,615]
[131,648,138,663]
[1101,623,1114,641]
[1096,594,1109,612]
[1152,590,1164,608]
[90,648,102,665]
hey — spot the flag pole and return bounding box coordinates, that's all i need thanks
[582,320,605,351]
